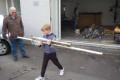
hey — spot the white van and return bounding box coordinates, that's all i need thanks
[0,15,11,56]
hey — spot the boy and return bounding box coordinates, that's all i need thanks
[35,24,64,80]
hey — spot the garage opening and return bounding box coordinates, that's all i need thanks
[61,0,120,42]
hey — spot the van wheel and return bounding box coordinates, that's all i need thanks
[0,40,11,56]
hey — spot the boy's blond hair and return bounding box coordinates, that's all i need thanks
[41,24,51,31]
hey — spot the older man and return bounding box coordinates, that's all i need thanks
[2,7,29,61]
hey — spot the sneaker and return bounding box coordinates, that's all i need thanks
[35,76,45,80]
[60,68,64,76]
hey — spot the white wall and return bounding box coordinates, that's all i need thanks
[0,0,7,15]
[62,0,117,25]
[20,0,50,37]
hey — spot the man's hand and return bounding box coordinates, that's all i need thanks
[47,39,52,45]
[3,36,7,40]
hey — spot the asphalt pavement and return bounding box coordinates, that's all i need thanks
[0,45,120,80]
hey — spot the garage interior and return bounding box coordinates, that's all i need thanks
[61,0,120,41]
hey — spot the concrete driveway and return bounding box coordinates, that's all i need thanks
[0,45,120,80]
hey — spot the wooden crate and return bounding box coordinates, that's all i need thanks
[77,13,102,29]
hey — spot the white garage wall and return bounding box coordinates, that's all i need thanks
[20,0,50,37]
[62,0,118,25]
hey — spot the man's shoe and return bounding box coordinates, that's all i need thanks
[35,76,45,80]
[60,68,64,76]
[13,58,18,62]
[22,55,30,58]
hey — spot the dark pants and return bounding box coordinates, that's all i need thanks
[72,16,77,31]
[41,52,63,77]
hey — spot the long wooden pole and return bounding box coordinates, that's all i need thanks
[53,44,103,55]
[17,37,103,55]
[33,37,72,47]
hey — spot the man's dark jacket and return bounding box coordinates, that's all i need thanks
[2,14,24,39]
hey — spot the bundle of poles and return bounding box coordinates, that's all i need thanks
[17,36,103,55]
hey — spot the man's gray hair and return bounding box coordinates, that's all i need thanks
[9,7,16,12]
